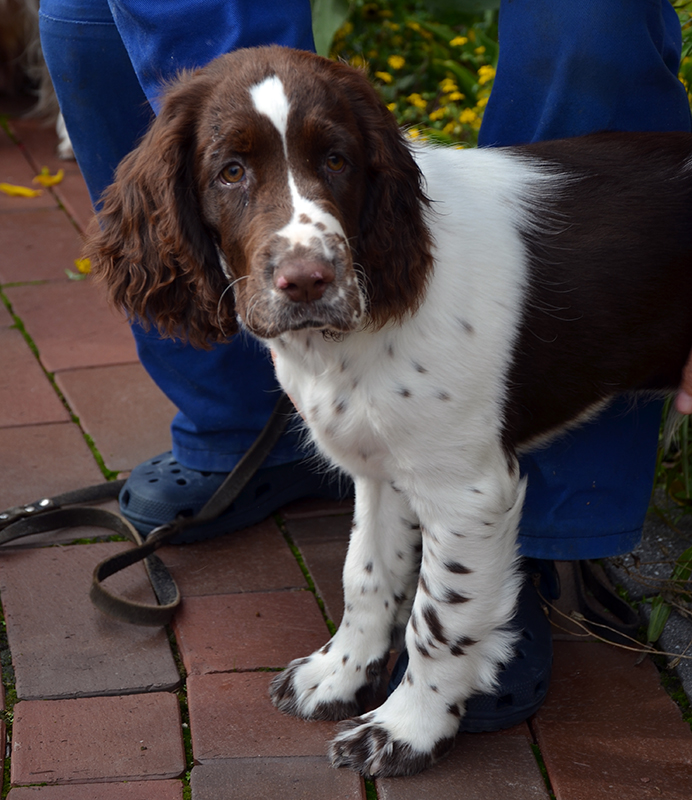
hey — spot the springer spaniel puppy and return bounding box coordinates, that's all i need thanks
[87,46,692,777]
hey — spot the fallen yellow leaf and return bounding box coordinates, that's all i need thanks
[33,167,65,187]
[0,182,43,198]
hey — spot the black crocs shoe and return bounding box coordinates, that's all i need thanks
[119,451,351,542]
[388,560,558,731]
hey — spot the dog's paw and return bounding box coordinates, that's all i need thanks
[269,649,388,721]
[329,716,455,777]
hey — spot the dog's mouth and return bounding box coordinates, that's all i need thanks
[235,288,365,340]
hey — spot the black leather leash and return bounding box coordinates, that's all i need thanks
[0,392,294,627]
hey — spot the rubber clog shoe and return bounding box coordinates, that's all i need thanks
[119,451,351,542]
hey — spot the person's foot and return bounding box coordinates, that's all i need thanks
[387,559,558,731]
[119,452,351,542]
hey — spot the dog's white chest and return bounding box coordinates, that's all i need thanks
[271,334,410,472]
[270,326,476,480]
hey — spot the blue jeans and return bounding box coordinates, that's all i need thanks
[480,0,691,558]
[39,0,315,470]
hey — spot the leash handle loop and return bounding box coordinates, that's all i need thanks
[0,393,294,627]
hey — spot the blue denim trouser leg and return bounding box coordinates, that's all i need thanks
[39,0,313,470]
[479,0,692,559]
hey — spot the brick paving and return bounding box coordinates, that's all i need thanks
[1,109,692,800]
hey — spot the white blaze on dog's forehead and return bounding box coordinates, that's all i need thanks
[250,75,290,150]
[250,73,346,254]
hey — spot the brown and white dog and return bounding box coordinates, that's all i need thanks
[86,46,692,777]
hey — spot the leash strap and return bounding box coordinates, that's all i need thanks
[0,392,294,626]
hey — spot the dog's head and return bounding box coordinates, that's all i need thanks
[86,46,433,345]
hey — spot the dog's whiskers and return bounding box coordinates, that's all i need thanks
[217,276,248,335]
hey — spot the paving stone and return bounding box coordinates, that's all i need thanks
[281,497,354,520]
[285,514,351,624]
[0,130,55,212]
[533,641,692,800]
[0,301,13,325]
[4,280,137,373]
[0,422,103,509]
[0,543,181,699]
[56,363,176,472]
[0,327,70,427]
[11,693,185,785]
[9,118,94,232]
[0,207,85,283]
[190,757,365,799]
[8,781,184,799]
[173,590,328,675]
[377,729,548,799]
[159,519,306,596]
[187,672,338,760]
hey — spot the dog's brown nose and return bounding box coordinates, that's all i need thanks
[274,260,335,303]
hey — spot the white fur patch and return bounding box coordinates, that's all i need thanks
[250,75,290,152]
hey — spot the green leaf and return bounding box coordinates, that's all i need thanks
[311,0,351,56]
[648,594,672,643]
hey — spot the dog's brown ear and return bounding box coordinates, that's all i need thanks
[327,61,434,327]
[85,70,237,347]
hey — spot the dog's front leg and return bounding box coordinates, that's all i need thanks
[270,477,421,720]
[330,457,526,777]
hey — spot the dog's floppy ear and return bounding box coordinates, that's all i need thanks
[328,61,434,327]
[85,70,236,347]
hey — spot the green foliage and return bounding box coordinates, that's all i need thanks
[311,0,351,56]
[646,544,692,642]
[330,0,498,145]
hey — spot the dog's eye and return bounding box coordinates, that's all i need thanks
[219,163,245,185]
[326,154,346,173]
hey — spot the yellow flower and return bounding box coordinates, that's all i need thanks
[450,36,468,47]
[387,102,397,112]
[459,108,478,125]
[387,54,406,70]
[440,78,458,93]
[448,91,465,102]
[443,122,456,135]
[407,128,421,139]
[350,54,367,69]
[429,108,446,122]
[375,71,393,84]
[74,257,91,274]
[474,46,486,55]
[407,93,427,110]
[475,95,489,109]
[477,65,496,85]
[407,21,421,33]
